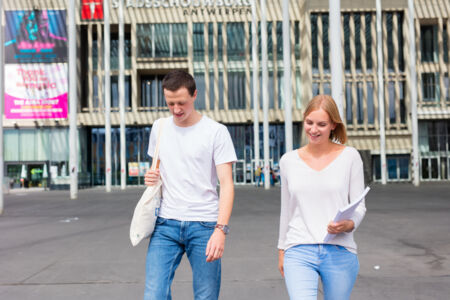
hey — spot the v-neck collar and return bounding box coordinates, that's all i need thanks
[296,147,348,173]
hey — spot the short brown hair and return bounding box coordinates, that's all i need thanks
[162,70,196,96]
[303,94,347,144]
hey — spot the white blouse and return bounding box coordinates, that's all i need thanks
[278,146,367,254]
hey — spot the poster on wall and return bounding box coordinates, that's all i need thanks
[4,64,68,119]
[4,10,67,64]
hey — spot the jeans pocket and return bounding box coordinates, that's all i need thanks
[155,217,167,225]
[199,221,217,229]
[333,244,351,253]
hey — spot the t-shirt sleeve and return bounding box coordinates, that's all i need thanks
[278,156,290,250]
[147,119,160,158]
[348,148,367,231]
[213,125,237,165]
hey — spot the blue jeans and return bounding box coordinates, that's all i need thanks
[144,217,221,300]
[283,244,359,300]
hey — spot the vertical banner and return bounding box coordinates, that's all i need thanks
[3,10,68,119]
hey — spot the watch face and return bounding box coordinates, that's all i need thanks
[222,225,229,234]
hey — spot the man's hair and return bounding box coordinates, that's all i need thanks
[162,70,196,96]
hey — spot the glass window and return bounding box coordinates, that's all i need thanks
[322,14,330,72]
[111,33,132,70]
[367,82,375,124]
[51,129,69,162]
[228,72,246,109]
[373,155,381,180]
[111,76,131,108]
[294,21,300,60]
[444,73,449,101]
[399,156,409,179]
[421,158,429,179]
[387,157,397,179]
[357,82,364,124]
[386,13,394,72]
[346,82,353,124]
[93,75,99,107]
[344,13,350,72]
[154,24,170,57]
[193,23,204,62]
[267,22,273,60]
[209,71,215,109]
[140,75,165,108]
[311,13,318,72]
[194,72,206,110]
[219,71,224,109]
[400,81,406,124]
[208,23,214,62]
[172,23,188,57]
[431,158,439,178]
[388,81,396,123]
[444,24,449,63]
[421,25,437,62]
[422,72,437,102]
[137,24,152,58]
[276,21,283,58]
[278,71,284,109]
[397,13,404,71]
[218,23,223,61]
[4,130,19,161]
[312,82,319,97]
[296,70,301,109]
[323,82,331,96]
[354,13,362,71]
[365,13,373,71]
[93,35,98,70]
[227,23,245,61]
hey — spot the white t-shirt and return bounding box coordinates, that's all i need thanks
[277,146,366,254]
[148,116,237,221]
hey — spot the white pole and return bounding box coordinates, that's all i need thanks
[251,1,260,168]
[408,0,420,186]
[376,0,387,185]
[283,0,293,152]
[261,0,270,190]
[329,0,344,119]
[119,0,126,190]
[69,0,78,199]
[104,0,112,192]
[0,0,4,213]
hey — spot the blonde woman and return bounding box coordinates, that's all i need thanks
[278,95,366,300]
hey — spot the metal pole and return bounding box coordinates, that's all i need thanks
[0,1,4,213]
[69,0,78,199]
[409,0,420,186]
[251,1,260,169]
[283,0,293,152]
[261,0,270,190]
[119,0,126,190]
[329,0,344,120]
[376,0,387,185]
[104,0,112,192]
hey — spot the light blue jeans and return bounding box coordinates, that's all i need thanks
[144,217,221,300]
[284,244,359,300]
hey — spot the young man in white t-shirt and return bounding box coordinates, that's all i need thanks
[144,70,237,300]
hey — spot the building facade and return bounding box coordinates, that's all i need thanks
[2,0,450,189]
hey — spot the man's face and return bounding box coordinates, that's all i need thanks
[164,87,197,126]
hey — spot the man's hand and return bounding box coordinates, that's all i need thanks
[327,220,355,234]
[144,169,160,186]
[205,229,226,262]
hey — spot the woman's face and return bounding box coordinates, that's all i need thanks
[304,108,336,145]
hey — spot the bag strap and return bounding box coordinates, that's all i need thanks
[150,118,167,171]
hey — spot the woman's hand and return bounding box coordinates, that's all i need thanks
[144,169,160,186]
[327,220,355,234]
[278,249,285,277]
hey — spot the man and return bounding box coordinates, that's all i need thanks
[144,70,236,300]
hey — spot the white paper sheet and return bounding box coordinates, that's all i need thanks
[323,186,370,243]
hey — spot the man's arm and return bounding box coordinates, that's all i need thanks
[205,162,234,262]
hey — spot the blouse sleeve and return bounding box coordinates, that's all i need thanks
[348,149,367,231]
[278,158,290,250]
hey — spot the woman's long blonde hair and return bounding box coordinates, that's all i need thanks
[303,94,347,144]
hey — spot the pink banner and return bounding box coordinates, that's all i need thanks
[4,63,68,119]
[4,93,68,119]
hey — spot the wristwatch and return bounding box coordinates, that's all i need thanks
[215,224,230,235]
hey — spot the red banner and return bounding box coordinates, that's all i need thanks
[81,0,104,20]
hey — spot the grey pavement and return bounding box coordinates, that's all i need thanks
[0,183,449,300]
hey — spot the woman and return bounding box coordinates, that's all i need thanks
[278,95,366,300]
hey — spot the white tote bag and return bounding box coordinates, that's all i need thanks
[130,118,166,247]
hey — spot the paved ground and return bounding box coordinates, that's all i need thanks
[0,183,449,300]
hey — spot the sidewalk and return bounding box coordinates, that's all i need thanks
[0,183,449,300]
